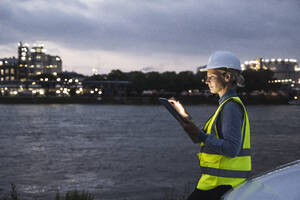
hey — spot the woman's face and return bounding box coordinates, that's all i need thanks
[206,69,227,96]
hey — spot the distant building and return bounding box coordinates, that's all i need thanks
[0,42,133,97]
[242,58,300,86]
[0,42,62,82]
[198,58,300,85]
[0,57,18,81]
[18,42,62,81]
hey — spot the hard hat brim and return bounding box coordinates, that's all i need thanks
[201,65,241,71]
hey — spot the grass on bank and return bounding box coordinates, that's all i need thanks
[1,183,193,200]
[0,184,94,200]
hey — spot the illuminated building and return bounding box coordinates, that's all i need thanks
[243,58,300,85]
[0,42,63,82]
[18,42,62,81]
[0,42,131,98]
[0,42,62,83]
[0,57,18,82]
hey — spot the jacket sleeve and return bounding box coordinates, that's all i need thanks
[201,101,243,157]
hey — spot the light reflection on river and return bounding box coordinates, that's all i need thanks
[0,104,299,199]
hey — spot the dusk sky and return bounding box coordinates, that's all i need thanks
[0,0,299,75]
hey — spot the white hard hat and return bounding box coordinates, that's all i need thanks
[204,51,242,71]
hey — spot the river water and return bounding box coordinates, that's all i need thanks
[0,104,299,200]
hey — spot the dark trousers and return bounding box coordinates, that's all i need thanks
[186,185,232,200]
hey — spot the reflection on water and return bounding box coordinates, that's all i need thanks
[0,104,299,199]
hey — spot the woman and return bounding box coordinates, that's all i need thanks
[179,51,251,200]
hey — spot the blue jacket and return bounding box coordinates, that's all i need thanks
[197,90,243,157]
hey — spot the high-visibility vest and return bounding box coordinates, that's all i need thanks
[197,96,251,190]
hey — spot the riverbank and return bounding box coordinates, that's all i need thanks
[0,95,290,105]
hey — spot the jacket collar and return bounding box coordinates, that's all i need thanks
[219,90,237,105]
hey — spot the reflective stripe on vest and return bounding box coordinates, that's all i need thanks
[197,96,251,190]
[200,148,251,157]
[201,167,250,179]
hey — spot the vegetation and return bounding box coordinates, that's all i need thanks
[56,190,93,200]
[0,183,193,200]
[83,69,284,96]
[1,68,290,103]
[87,70,208,96]
[239,69,281,94]
[0,184,93,200]
[0,184,18,200]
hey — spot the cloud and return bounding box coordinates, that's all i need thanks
[0,0,299,74]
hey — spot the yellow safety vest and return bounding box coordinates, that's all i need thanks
[197,96,251,190]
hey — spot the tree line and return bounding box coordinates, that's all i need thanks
[83,69,282,96]
[31,68,284,97]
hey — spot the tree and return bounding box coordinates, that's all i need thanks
[160,71,177,92]
[145,71,162,90]
[127,71,147,94]
[107,69,128,81]
[241,69,277,94]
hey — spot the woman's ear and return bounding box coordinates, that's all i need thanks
[224,72,231,83]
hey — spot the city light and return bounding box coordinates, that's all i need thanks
[92,68,98,75]
[249,61,258,64]
[10,91,18,95]
[1,42,300,99]
[289,59,297,63]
